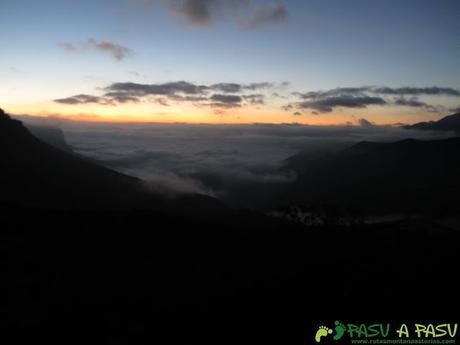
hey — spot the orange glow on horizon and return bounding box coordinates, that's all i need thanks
[3,100,446,126]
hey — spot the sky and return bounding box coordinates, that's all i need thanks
[1,0,460,124]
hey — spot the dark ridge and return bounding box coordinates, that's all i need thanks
[0,108,230,217]
[0,108,147,209]
[279,137,460,214]
[405,111,460,132]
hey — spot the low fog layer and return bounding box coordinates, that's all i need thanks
[17,116,454,205]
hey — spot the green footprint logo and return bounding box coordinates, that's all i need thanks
[315,326,333,343]
[333,321,346,341]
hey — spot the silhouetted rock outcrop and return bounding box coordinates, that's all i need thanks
[26,124,73,152]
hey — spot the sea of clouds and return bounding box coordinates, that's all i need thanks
[17,116,454,206]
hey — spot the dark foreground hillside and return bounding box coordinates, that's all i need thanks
[1,204,459,345]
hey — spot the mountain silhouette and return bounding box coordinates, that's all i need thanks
[404,111,460,133]
[0,108,228,215]
[1,107,459,345]
[280,136,460,214]
[0,108,151,209]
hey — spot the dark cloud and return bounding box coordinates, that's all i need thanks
[297,86,460,99]
[297,95,387,113]
[243,4,288,28]
[170,0,215,26]
[209,82,273,93]
[89,40,132,61]
[105,81,271,97]
[394,97,438,112]
[104,92,141,103]
[210,94,242,103]
[295,88,370,100]
[210,83,242,93]
[394,97,428,107]
[59,39,133,61]
[373,86,460,97]
[168,0,246,27]
[290,85,460,114]
[54,94,110,105]
[245,82,274,90]
[56,80,275,108]
[293,112,302,116]
[210,94,242,107]
[132,0,288,28]
[106,81,208,96]
[243,94,265,105]
[57,82,456,114]
[357,118,375,127]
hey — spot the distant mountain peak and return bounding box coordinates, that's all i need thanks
[0,109,229,216]
[405,111,460,132]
